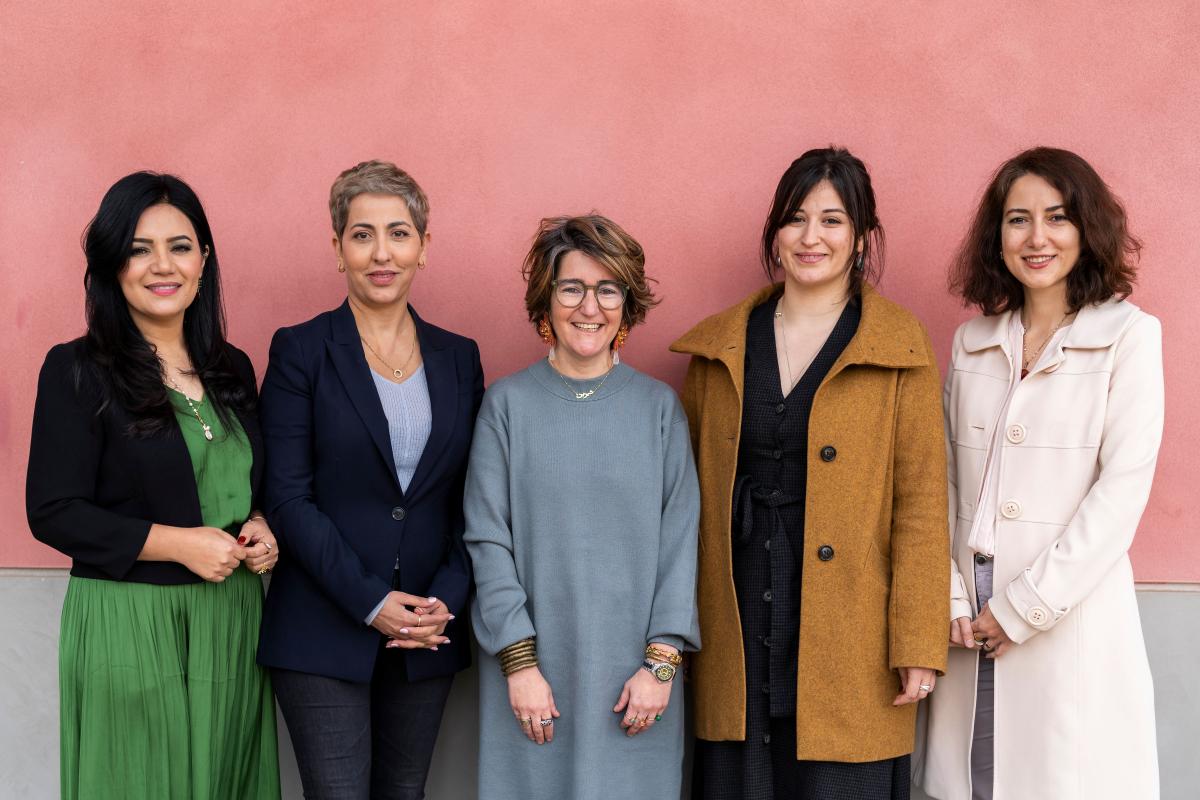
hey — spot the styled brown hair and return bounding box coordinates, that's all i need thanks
[329,160,429,237]
[950,147,1140,314]
[522,214,659,332]
[760,146,885,294]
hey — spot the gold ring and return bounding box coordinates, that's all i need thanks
[417,615,422,627]
[257,567,270,575]
[521,717,532,727]
[972,631,987,644]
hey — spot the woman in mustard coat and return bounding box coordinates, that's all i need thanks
[671,147,948,800]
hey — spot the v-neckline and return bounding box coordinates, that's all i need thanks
[768,299,853,402]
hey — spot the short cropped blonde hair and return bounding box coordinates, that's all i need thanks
[522,214,659,331]
[329,160,429,237]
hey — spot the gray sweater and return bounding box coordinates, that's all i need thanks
[464,358,700,800]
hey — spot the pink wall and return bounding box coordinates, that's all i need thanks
[3,2,1197,579]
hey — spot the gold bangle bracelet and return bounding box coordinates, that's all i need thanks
[645,645,682,666]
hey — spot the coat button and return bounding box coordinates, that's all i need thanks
[817,545,834,561]
[762,733,771,745]
[819,445,837,462]
[1006,424,1027,444]
[391,507,407,521]
[775,403,786,414]
[764,539,771,551]
[1000,500,1022,519]
[762,637,773,648]
[974,553,988,565]
[772,449,782,460]
[1026,606,1049,626]
[763,590,773,602]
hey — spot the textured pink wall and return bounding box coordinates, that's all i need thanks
[3,2,1197,579]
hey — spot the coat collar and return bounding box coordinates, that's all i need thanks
[960,297,1142,354]
[326,300,457,501]
[669,282,930,371]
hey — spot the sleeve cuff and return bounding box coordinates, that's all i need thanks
[987,583,1037,644]
[363,593,390,626]
[950,597,974,621]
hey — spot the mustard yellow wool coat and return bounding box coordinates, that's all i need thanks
[670,283,949,762]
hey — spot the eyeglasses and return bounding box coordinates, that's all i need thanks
[551,279,629,310]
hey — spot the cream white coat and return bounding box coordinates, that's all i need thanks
[916,299,1162,800]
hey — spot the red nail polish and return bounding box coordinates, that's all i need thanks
[237,536,247,545]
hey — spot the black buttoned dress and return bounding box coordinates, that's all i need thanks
[693,297,909,800]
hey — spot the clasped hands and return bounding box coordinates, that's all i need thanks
[180,516,279,582]
[950,603,1014,658]
[371,591,454,651]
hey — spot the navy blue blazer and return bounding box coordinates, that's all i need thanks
[257,301,483,682]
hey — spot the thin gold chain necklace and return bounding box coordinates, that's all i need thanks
[169,379,213,441]
[551,360,615,400]
[361,324,418,381]
[1021,312,1071,374]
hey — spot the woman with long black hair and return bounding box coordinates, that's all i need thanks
[27,172,281,799]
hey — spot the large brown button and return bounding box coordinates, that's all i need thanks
[817,545,834,561]
[820,445,837,462]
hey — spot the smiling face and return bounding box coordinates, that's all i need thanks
[334,193,428,309]
[1000,173,1081,301]
[773,179,861,295]
[550,250,623,373]
[118,203,207,331]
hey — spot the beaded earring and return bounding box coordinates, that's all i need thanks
[538,316,556,346]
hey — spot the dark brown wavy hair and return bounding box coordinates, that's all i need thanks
[760,146,884,295]
[950,147,1141,314]
[522,214,659,333]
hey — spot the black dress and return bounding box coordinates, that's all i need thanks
[693,296,910,800]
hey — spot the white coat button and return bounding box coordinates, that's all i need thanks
[1001,500,1022,519]
[1027,606,1048,625]
[1006,424,1026,444]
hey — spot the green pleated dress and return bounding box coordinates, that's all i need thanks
[57,391,280,800]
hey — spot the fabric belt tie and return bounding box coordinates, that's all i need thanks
[732,475,802,553]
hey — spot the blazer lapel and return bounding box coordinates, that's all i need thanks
[327,301,402,493]
[403,309,457,503]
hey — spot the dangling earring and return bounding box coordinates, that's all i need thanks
[854,252,864,271]
[774,252,782,267]
[611,324,629,365]
[337,259,346,273]
[538,316,556,346]
[197,275,203,289]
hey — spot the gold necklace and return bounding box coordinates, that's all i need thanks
[1021,312,1071,373]
[552,360,615,400]
[169,379,213,441]
[361,324,418,380]
[774,301,841,394]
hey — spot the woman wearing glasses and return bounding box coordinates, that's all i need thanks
[464,214,701,799]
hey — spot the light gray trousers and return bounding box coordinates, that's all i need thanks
[972,556,995,800]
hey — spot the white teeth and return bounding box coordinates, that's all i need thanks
[573,323,601,331]
[1025,256,1053,264]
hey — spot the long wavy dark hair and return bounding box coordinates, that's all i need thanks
[80,171,251,436]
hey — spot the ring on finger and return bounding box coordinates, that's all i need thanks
[919,684,933,692]
[417,614,422,627]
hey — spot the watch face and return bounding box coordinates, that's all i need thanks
[653,663,676,682]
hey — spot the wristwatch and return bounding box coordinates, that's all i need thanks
[642,658,677,683]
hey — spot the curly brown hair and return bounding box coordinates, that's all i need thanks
[522,214,659,333]
[950,147,1140,314]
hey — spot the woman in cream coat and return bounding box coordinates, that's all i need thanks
[919,148,1163,800]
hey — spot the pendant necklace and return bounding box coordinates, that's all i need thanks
[169,379,214,441]
[552,360,615,400]
[361,324,418,380]
[1020,312,1071,378]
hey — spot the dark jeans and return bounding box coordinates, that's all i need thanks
[273,644,455,800]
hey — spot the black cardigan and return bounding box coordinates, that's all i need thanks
[26,339,264,584]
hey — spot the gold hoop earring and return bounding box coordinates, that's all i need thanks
[537,316,556,346]
[337,259,346,273]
